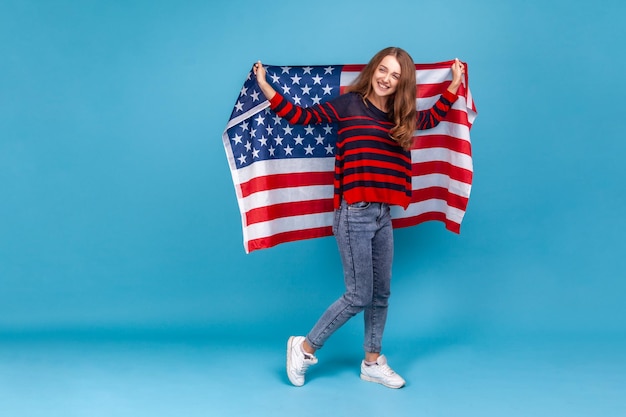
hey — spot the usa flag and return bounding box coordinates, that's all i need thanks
[223,61,477,253]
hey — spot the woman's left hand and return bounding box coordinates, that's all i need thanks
[448,58,465,94]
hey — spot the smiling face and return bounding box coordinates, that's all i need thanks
[369,55,402,103]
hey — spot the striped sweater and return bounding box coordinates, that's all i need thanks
[269,89,458,209]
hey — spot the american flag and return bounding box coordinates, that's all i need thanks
[223,61,477,253]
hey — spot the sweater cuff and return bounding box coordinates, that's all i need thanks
[441,88,459,104]
[269,92,283,109]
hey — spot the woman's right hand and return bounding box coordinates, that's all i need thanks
[253,61,267,84]
[253,60,276,100]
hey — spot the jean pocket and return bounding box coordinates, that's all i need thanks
[348,201,370,210]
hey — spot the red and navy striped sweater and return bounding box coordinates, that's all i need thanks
[269,89,458,209]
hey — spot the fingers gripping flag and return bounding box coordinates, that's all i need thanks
[222,61,477,253]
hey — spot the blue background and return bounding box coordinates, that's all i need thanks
[1,0,625,416]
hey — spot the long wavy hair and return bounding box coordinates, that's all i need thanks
[345,47,417,150]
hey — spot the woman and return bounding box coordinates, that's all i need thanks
[253,47,465,388]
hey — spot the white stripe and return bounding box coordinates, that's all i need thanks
[242,185,333,212]
[411,147,473,171]
[414,120,471,142]
[412,174,471,198]
[233,157,334,185]
[244,212,333,241]
[416,68,450,85]
[340,70,359,86]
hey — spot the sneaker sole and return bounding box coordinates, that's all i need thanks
[360,373,405,389]
[286,336,304,387]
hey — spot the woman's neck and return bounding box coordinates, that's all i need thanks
[366,94,389,113]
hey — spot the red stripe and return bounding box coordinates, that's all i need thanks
[415,61,458,70]
[341,64,365,72]
[417,82,467,99]
[392,212,461,233]
[240,171,334,198]
[247,226,333,252]
[412,134,472,155]
[246,198,333,225]
[443,109,471,127]
[412,161,473,184]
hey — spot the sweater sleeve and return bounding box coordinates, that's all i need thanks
[416,89,459,130]
[269,92,341,126]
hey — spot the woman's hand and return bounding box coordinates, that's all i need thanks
[253,60,276,100]
[253,60,267,83]
[447,58,465,95]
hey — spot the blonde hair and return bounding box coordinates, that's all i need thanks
[345,47,417,150]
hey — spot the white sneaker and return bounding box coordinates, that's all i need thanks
[360,354,406,388]
[286,336,318,387]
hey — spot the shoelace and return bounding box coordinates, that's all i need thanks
[296,355,317,374]
[377,363,396,376]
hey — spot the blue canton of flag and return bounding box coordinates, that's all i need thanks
[226,66,341,169]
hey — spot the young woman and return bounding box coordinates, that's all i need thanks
[253,47,465,388]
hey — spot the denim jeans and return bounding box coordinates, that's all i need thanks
[305,199,393,353]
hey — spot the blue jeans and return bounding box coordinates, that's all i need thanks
[305,199,393,353]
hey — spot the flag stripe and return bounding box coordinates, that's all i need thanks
[240,171,334,198]
[247,226,333,253]
[246,198,334,225]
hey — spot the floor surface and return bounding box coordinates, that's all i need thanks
[1,331,624,417]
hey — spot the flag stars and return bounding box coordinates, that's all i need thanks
[228,65,344,168]
[232,133,243,145]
